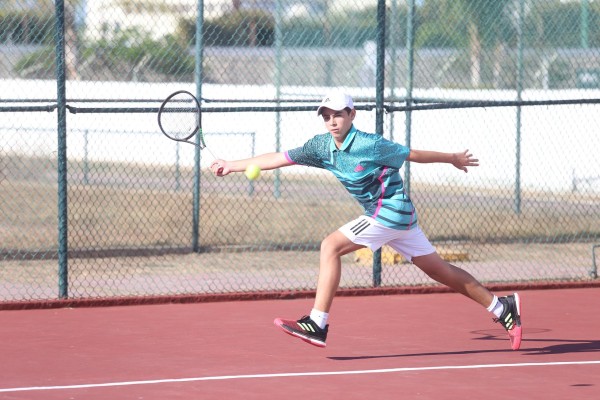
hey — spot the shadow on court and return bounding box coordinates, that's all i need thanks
[522,339,600,355]
[329,326,600,360]
[328,348,513,361]
[472,327,600,355]
[328,340,600,361]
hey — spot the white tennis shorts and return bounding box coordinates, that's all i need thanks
[339,216,435,262]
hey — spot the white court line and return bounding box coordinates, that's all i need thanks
[1,360,599,393]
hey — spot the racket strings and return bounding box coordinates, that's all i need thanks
[159,92,200,141]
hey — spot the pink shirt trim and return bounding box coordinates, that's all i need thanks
[371,167,388,219]
[284,151,297,164]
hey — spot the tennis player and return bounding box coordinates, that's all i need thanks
[209,92,522,350]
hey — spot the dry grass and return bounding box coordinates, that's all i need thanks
[1,156,599,251]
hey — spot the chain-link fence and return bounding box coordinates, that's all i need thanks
[1,0,599,304]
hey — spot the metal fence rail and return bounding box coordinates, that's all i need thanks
[1,0,599,304]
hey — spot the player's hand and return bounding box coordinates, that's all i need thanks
[452,150,479,173]
[210,159,229,176]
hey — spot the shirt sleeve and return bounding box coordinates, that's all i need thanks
[285,134,329,169]
[375,137,410,169]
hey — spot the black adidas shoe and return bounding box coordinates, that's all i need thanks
[493,293,522,350]
[274,315,328,348]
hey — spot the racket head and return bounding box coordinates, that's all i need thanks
[158,90,202,144]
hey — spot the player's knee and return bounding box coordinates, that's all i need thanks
[320,235,335,255]
[320,234,344,257]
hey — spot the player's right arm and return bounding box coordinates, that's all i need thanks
[407,149,479,173]
[210,152,292,176]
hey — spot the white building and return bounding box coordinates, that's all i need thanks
[81,0,200,40]
[78,0,385,41]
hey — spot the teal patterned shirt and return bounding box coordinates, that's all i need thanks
[285,125,417,230]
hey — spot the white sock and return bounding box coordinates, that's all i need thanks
[486,295,504,318]
[310,308,329,329]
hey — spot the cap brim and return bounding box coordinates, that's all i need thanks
[317,104,346,116]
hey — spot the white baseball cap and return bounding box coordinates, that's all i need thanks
[317,92,354,115]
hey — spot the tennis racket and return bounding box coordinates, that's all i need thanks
[157,90,218,160]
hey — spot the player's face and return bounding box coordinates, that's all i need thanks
[321,108,356,147]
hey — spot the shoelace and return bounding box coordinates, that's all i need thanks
[493,313,515,330]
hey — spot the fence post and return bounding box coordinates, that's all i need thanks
[55,0,69,299]
[373,0,387,288]
[581,0,590,49]
[388,0,399,142]
[514,0,525,215]
[248,132,256,196]
[192,0,204,252]
[404,0,416,197]
[592,245,599,279]
[274,0,283,199]
[83,129,89,185]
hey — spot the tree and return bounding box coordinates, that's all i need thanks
[65,1,80,80]
[462,0,514,88]
[416,0,466,49]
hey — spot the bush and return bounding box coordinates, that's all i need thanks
[204,10,274,47]
[147,36,195,78]
[14,28,196,81]
[13,46,54,73]
[0,10,54,45]
[548,59,572,89]
[91,28,195,79]
[416,23,465,48]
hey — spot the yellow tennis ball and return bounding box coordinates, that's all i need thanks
[245,164,261,180]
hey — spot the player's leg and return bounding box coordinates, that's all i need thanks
[273,230,363,348]
[313,230,364,313]
[411,252,493,307]
[274,217,376,348]
[411,252,522,350]
[391,227,522,350]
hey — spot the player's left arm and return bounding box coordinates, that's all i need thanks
[407,149,479,173]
